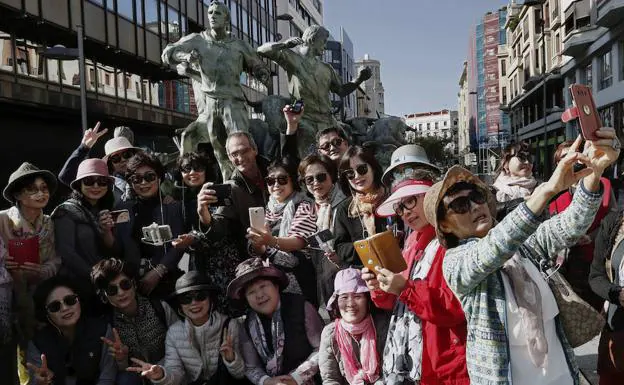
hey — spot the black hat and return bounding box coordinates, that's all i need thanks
[3,162,58,203]
[172,271,219,297]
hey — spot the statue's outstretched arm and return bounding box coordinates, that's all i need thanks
[257,37,303,59]
[161,33,200,67]
[332,66,373,97]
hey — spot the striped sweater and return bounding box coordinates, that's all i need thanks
[442,182,603,385]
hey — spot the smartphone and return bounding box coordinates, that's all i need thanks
[212,183,233,207]
[249,207,265,230]
[569,84,601,141]
[290,99,304,113]
[306,229,334,249]
[109,209,130,224]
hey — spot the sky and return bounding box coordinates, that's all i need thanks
[323,0,509,117]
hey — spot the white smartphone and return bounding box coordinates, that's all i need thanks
[249,207,265,230]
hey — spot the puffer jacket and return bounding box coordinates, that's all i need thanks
[154,312,245,385]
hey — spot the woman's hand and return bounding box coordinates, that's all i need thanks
[219,327,236,363]
[172,233,196,249]
[81,122,108,149]
[585,127,620,175]
[101,328,129,364]
[540,135,592,198]
[4,255,19,271]
[246,225,274,252]
[375,266,407,296]
[127,358,165,381]
[361,267,380,291]
[26,354,54,385]
[197,182,218,225]
[283,105,304,135]
[139,270,161,295]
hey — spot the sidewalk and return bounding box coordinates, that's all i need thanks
[575,335,599,385]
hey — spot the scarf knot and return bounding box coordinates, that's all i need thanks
[334,315,379,385]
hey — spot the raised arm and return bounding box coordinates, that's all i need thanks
[240,40,270,87]
[161,33,202,67]
[257,37,302,62]
[330,66,372,98]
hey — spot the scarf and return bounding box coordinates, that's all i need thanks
[493,174,537,202]
[248,305,285,376]
[334,315,380,385]
[266,191,314,237]
[316,186,346,232]
[348,188,385,238]
[382,226,436,384]
[501,254,548,368]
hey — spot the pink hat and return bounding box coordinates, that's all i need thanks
[326,268,370,311]
[70,159,114,190]
[376,179,433,217]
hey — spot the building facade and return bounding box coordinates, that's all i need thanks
[404,109,459,154]
[323,26,356,120]
[274,0,322,97]
[355,53,384,118]
[457,61,476,167]
[0,0,278,207]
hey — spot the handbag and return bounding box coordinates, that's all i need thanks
[545,269,605,348]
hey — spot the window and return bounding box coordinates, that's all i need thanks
[230,1,238,28]
[502,86,507,104]
[89,68,95,85]
[105,73,111,86]
[435,122,439,129]
[136,0,143,25]
[117,0,133,20]
[168,7,180,42]
[427,123,430,129]
[553,34,560,57]
[501,59,506,76]
[581,63,592,86]
[535,48,540,72]
[418,124,422,129]
[444,121,448,126]
[523,18,529,41]
[599,51,613,90]
[106,0,114,11]
[145,0,159,34]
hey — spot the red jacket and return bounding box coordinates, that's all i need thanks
[371,225,469,385]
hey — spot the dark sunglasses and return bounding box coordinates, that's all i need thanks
[23,185,49,196]
[445,189,487,215]
[343,164,369,180]
[104,278,133,297]
[393,195,419,216]
[319,138,344,152]
[512,151,532,164]
[46,294,79,313]
[180,163,206,173]
[82,176,110,187]
[130,172,158,185]
[110,150,135,164]
[265,175,289,186]
[178,290,209,305]
[303,172,328,185]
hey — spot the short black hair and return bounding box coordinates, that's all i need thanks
[90,258,138,293]
[337,146,383,195]
[33,276,82,323]
[177,152,217,184]
[267,157,301,191]
[316,126,349,144]
[125,152,166,180]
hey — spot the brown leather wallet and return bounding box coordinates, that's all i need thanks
[354,230,407,273]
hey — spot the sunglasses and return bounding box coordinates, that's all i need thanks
[512,151,533,164]
[46,294,79,313]
[265,175,289,186]
[82,176,110,187]
[393,195,419,216]
[178,290,209,305]
[180,163,206,173]
[445,189,487,215]
[23,185,49,196]
[104,278,133,297]
[303,172,328,186]
[130,172,158,185]
[110,150,135,164]
[343,164,369,180]
[319,138,344,152]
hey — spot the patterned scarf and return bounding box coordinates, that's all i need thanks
[266,191,312,237]
[348,188,385,238]
[248,305,285,376]
[316,186,346,232]
[334,315,380,385]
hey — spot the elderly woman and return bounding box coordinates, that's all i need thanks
[298,154,348,314]
[90,258,178,385]
[427,131,619,385]
[0,162,60,375]
[127,271,245,385]
[361,145,469,385]
[228,258,323,385]
[26,276,116,385]
[492,141,537,203]
[334,146,388,268]
[319,268,388,385]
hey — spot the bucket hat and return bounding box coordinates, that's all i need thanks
[172,271,219,297]
[423,166,496,248]
[70,159,114,190]
[381,144,440,188]
[3,162,58,203]
[102,137,141,162]
[227,258,289,300]
[326,268,370,311]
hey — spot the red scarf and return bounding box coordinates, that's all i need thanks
[334,316,380,385]
[548,177,612,262]
[403,225,437,274]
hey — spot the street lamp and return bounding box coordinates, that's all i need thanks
[40,25,87,132]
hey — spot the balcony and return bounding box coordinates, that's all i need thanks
[562,25,606,57]
[551,6,561,29]
[596,0,624,28]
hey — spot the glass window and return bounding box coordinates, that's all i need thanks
[252,17,258,44]
[136,0,143,25]
[106,0,115,11]
[14,38,43,79]
[599,50,612,90]
[89,0,104,6]
[241,9,249,35]
[168,7,181,42]
[268,0,273,15]
[0,31,15,73]
[230,1,239,28]
[145,0,159,33]
[118,0,133,20]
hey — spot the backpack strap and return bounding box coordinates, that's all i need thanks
[149,298,168,327]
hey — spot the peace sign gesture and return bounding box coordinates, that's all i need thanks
[101,327,129,363]
[26,354,54,385]
[219,327,236,363]
[81,121,109,149]
[127,357,165,381]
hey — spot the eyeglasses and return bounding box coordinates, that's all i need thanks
[444,189,487,215]
[46,294,79,313]
[110,150,135,164]
[303,173,328,186]
[512,151,533,164]
[319,138,344,152]
[228,147,252,160]
[393,195,419,216]
[130,172,158,185]
[180,163,206,173]
[178,290,209,305]
[23,185,49,196]
[82,176,110,187]
[104,278,133,297]
[342,164,369,180]
[265,175,289,186]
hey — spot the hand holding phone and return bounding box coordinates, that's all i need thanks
[212,183,233,207]
[567,84,601,141]
[248,207,265,231]
[110,209,130,224]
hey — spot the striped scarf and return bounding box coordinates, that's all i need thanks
[266,191,315,238]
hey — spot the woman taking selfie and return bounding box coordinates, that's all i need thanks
[115,152,184,299]
[26,276,116,385]
[333,146,387,268]
[428,131,619,385]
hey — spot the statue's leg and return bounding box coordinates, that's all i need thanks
[205,98,235,181]
[298,119,320,158]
